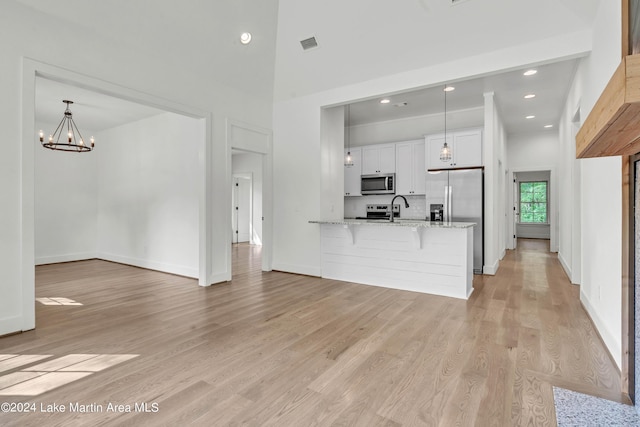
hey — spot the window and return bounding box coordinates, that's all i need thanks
[519,181,547,223]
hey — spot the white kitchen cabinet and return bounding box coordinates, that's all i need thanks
[344,147,362,196]
[425,128,483,170]
[396,140,426,195]
[362,143,396,174]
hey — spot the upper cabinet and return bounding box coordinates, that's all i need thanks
[344,147,362,196]
[425,128,483,170]
[362,143,396,174]
[396,140,425,195]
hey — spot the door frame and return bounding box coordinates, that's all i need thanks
[226,119,273,272]
[20,58,214,332]
[507,166,557,252]
[232,173,253,244]
[625,153,636,404]
[512,172,519,249]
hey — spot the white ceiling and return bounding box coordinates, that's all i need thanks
[273,0,600,102]
[35,78,165,131]
[18,0,279,102]
[347,58,580,134]
[34,56,581,138]
[27,0,588,137]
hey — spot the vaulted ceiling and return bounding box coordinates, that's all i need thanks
[274,0,600,100]
[24,0,603,135]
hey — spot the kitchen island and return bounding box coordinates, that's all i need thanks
[309,219,476,299]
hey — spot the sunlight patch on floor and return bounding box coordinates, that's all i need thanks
[36,297,83,306]
[0,354,138,396]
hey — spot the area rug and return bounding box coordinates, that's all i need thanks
[553,387,639,426]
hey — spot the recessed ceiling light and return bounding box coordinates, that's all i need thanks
[380,99,391,104]
[544,124,553,128]
[524,94,536,99]
[240,32,252,44]
[526,115,535,119]
[523,69,537,76]
[444,86,455,92]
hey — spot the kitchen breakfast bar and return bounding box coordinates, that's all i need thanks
[309,219,476,300]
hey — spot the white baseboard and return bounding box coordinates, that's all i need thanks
[580,290,621,370]
[271,262,321,277]
[558,252,572,281]
[35,252,97,265]
[97,252,198,279]
[483,258,499,275]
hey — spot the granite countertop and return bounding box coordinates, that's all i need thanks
[309,219,476,228]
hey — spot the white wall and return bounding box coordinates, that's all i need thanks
[558,61,584,285]
[2,1,275,335]
[96,113,201,278]
[232,152,264,245]
[35,121,99,265]
[556,1,623,368]
[483,92,508,274]
[508,133,559,168]
[320,106,345,223]
[35,113,202,278]
[579,1,623,370]
[350,108,484,147]
[581,157,622,367]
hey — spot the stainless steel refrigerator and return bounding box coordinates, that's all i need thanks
[426,168,484,274]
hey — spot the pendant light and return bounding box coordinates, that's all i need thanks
[440,85,452,162]
[39,100,94,152]
[344,104,354,167]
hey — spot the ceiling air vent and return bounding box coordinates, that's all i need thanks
[300,36,318,51]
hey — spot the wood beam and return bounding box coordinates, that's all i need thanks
[577,55,640,158]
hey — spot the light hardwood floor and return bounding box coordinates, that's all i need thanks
[0,240,626,426]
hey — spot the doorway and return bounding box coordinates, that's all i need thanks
[230,147,267,275]
[232,173,253,244]
[508,168,557,252]
[19,59,215,334]
[227,119,272,274]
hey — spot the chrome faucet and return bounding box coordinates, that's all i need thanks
[389,195,409,222]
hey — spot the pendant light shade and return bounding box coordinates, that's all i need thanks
[40,100,94,152]
[440,85,452,162]
[344,104,354,167]
[439,141,452,162]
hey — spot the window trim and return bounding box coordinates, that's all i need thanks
[518,180,549,224]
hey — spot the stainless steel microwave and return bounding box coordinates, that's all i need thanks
[361,173,395,195]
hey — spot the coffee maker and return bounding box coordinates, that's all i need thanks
[430,204,443,221]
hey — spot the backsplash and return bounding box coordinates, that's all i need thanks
[344,195,427,219]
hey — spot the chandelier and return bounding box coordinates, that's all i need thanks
[39,100,94,152]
